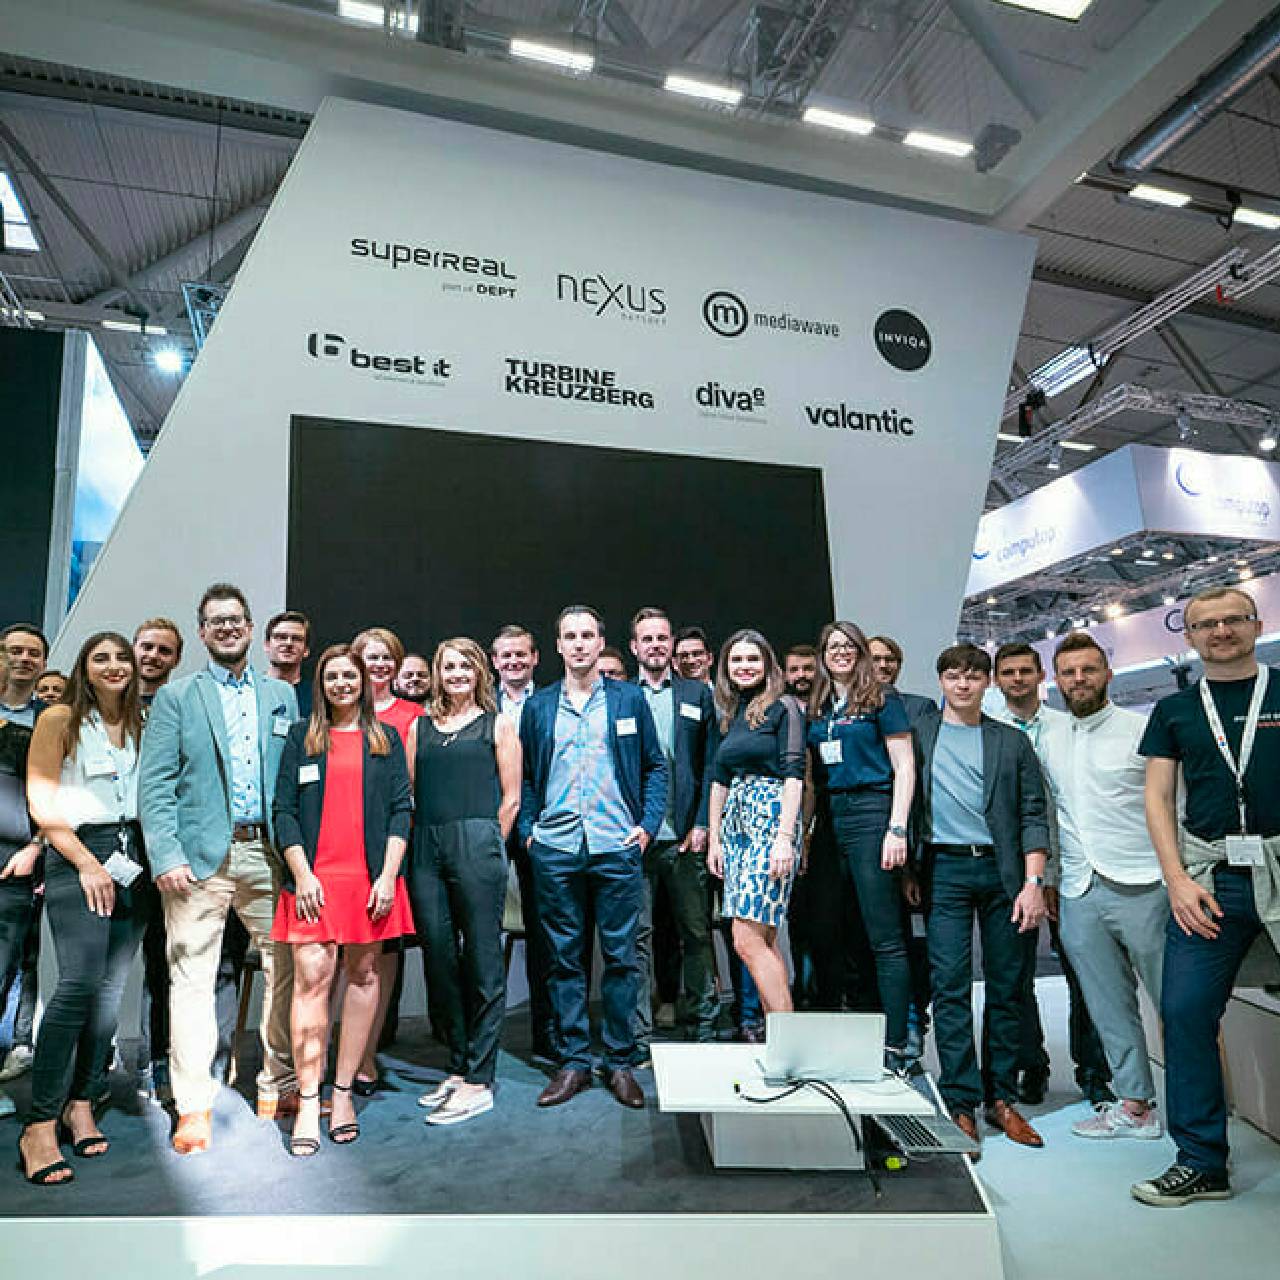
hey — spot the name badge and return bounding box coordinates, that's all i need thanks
[819,739,843,766]
[1225,835,1265,867]
[617,717,638,737]
[102,851,143,888]
[299,763,320,785]
[679,702,702,722]
[272,715,291,738]
[84,754,115,779]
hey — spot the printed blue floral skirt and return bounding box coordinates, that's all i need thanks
[722,775,797,928]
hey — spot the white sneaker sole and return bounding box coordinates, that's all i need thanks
[1131,1183,1231,1207]
[425,1095,493,1126]
[1072,1123,1163,1140]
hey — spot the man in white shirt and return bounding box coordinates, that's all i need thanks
[1038,632,1167,1139]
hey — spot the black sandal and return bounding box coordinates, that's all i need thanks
[328,1082,360,1145]
[17,1132,75,1186]
[58,1108,109,1159]
[289,1092,322,1158]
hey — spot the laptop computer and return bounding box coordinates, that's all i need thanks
[758,1012,886,1085]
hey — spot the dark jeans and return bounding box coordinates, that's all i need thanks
[804,823,878,1013]
[829,791,911,1050]
[927,852,1025,1116]
[29,826,153,1122]
[635,840,718,1045]
[531,838,642,1071]
[409,819,509,1085]
[510,834,555,1054]
[1163,866,1263,1177]
[0,873,37,1046]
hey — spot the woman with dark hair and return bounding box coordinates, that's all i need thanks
[19,632,149,1185]
[806,621,916,1068]
[706,629,805,1015]
[271,645,414,1156]
[408,638,521,1126]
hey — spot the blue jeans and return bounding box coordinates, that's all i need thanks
[530,839,643,1071]
[1162,866,1263,1177]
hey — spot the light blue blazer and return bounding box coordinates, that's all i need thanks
[139,667,299,880]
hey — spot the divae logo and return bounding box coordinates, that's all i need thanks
[695,380,766,419]
[306,332,452,381]
[556,273,667,323]
[874,309,932,372]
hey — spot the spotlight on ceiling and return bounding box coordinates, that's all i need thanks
[1176,411,1192,441]
[152,347,186,375]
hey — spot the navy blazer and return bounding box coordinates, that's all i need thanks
[912,710,1051,901]
[641,674,720,840]
[272,722,412,891]
[518,677,669,845]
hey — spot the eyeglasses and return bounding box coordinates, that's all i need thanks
[1185,613,1258,635]
[825,642,859,655]
[202,614,247,632]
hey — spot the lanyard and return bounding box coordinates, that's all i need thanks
[1199,666,1269,835]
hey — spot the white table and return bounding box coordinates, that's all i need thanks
[652,1043,935,1171]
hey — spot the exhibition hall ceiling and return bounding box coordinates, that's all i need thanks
[2,0,1280,642]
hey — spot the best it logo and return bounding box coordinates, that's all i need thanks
[874,309,932,371]
[306,332,452,384]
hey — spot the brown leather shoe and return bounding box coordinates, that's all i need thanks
[536,1068,592,1108]
[172,1110,212,1155]
[605,1068,645,1110]
[985,1099,1044,1148]
[952,1111,982,1161]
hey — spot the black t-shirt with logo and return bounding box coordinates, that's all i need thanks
[1138,667,1280,840]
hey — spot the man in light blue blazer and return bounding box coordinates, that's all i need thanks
[139,583,299,1154]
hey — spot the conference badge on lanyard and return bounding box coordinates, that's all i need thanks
[1200,667,1269,866]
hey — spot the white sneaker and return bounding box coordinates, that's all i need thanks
[425,1088,493,1126]
[418,1080,458,1108]
[0,1045,33,1081]
[1072,1100,1163,1140]
[0,1088,16,1119]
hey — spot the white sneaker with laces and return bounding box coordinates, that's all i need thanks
[425,1088,493,1126]
[1072,1100,1162,1140]
[0,1045,33,1081]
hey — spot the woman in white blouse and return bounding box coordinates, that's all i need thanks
[18,632,149,1187]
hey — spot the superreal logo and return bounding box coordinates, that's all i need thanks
[307,332,452,385]
[804,403,915,438]
[702,290,840,341]
[349,237,518,300]
[503,358,655,409]
[556,273,667,325]
[695,380,767,423]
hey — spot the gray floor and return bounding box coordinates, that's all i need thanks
[0,1011,980,1220]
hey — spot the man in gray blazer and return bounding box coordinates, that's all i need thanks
[914,643,1050,1156]
[139,583,298,1154]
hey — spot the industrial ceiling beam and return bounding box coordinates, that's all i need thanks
[945,0,1049,122]
[657,0,741,62]
[1155,321,1258,452]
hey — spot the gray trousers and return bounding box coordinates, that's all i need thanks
[1058,874,1168,1103]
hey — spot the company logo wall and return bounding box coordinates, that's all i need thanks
[57,98,1035,688]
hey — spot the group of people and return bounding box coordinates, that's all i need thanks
[0,582,1275,1211]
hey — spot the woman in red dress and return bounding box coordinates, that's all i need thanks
[350,626,423,1091]
[271,645,413,1156]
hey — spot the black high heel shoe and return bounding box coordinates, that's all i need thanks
[328,1082,360,1145]
[352,1074,381,1098]
[288,1092,322,1158]
[17,1129,74,1186]
[58,1105,109,1159]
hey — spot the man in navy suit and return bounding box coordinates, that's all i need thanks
[518,605,668,1110]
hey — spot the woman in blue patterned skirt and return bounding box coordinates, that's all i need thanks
[706,630,806,1015]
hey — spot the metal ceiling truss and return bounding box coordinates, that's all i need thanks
[730,2,862,114]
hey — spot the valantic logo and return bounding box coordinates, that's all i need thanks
[702,290,840,341]
[695,380,766,422]
[349,237,518,299]
[504,358,655,409]
[804,403,915,437]
[874,310,932,371]
[556,273,666,324]
[307,332,452,384]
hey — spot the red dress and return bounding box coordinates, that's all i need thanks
[378,697,423,748]
[272,729,415,945]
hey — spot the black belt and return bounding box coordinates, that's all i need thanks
[232,822,267,842]
[927,842,994,857]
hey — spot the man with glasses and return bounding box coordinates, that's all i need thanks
[1132,586,1280,1206]
[140,583,299,1154]
[263,610,313,718]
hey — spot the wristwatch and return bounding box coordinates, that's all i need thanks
[1025,874,1045,887]
[888,824,908,839]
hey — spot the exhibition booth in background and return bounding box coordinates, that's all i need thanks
[2,95,1036,1278]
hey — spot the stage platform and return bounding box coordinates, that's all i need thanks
[0,1015,1002,1279]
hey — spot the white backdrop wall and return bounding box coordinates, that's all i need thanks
[56,98,1034,691]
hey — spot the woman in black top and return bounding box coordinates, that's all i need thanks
[707,629,805,1016]
[805,621,916,1065]
[407,637,521,1126]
